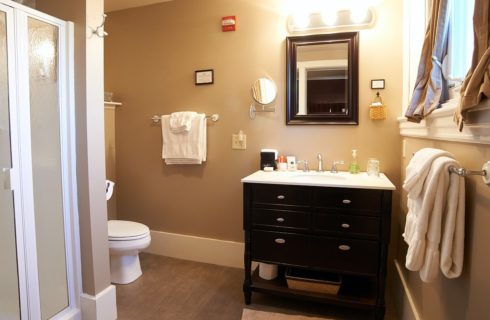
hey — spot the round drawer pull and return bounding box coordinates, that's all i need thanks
[338,245,351,251]
[341,223,350,229]
[276,217,285,222]
[274,238,286,244]
[342,199,351,204]
[277,195,285,200]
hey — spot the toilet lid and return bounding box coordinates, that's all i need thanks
[108,220,150,240]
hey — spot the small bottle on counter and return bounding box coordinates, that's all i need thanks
[278,155,288,171]
[349,149,360,174]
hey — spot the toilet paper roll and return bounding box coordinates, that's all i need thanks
[259,262,278,280]
[106,180,115,200]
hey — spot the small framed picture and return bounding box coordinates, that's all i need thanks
[371,79,385,89]
[195,69,214,85]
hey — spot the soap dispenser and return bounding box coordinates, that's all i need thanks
[349,149,360,174]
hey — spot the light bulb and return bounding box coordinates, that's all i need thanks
[292,12,310,29]
[350,7,368,23]
[321,10,337,25]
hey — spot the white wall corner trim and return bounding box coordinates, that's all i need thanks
[80,285,117,320]
[393,259,421,320]
[144,230,244,269]
[398,99,490,144]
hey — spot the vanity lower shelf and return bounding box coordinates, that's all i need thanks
[250,267,377,308]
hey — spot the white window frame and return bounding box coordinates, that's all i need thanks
[399,0,490,144]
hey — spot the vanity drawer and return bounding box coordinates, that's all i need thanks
[315,188,382,214]
[252,184,309,207]
[310,237,379,275]
[252,230,308,266]
[314,213,380,239]
[252,208,309,231]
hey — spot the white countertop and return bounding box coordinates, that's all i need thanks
[241,170,396,190]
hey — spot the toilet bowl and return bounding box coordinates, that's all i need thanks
[108,220,151,284]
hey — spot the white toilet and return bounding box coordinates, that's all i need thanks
[108,220,151,284]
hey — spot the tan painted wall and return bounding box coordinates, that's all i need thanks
[397,138,490,319]
[104,106,118,220]
[104,0,403,242]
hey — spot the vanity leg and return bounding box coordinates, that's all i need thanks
[374,306,385,320]
[243,230,252,304]
[243,285,252,305]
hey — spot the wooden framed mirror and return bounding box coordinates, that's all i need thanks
[286,32,359,125]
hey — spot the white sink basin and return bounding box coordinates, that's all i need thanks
[241,170,396,190]
[289,172,347,180]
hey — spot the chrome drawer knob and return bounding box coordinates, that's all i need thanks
[338,245,351,251]
[277,195,285,200]
[274,238,286,244]
[342,199,351,204]
[276,217,285,222]
[341,223,350,229]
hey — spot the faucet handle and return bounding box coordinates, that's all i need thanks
[331,160,345,173]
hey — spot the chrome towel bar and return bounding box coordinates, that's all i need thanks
[449,161,490,184]
[151,113,219,124]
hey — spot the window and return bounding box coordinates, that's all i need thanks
[444,0,475,83]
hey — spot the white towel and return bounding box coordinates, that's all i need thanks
[403,148,453,200]
[403,150,465,283]
[169,111,197,133]
[161,113,206,165]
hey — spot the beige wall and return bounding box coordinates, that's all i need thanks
[398,138,490,319]
[105,106,118,220]
[104,0,403,242]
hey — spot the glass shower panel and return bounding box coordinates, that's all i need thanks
[27,17,68,319]
[0,11,21,320]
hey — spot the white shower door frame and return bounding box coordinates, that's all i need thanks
[1,0,81,319]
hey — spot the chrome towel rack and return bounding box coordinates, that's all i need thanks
[151,113,219,124]
[449,161,490,184]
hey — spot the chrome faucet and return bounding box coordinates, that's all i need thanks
[331,160,345,173]
[317,153,324,172]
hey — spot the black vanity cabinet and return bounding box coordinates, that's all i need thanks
[242,182,393,319]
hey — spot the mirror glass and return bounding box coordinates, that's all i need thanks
[252,78,277,105]
[286,32,359,125]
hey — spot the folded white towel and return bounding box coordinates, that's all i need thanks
[403,148,453,200]
[169,111,197,133]
[403,151,465,283]
[161,113,206,164]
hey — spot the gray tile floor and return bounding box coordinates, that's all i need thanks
[115,253,397,320]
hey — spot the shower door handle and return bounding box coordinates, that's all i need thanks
[2,168,12,190]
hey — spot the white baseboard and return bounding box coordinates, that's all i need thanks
[80,285,117,320]
[144,230,244,269]
[393,259,421,320]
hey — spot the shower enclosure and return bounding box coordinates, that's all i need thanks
[0,1,80,319]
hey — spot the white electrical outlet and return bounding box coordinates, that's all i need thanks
[232,134,247,149]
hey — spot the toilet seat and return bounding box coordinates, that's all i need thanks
[108,220,150,241]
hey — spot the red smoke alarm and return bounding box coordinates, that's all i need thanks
[222,16,236,32]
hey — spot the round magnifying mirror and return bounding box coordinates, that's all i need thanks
[251,78,277,105]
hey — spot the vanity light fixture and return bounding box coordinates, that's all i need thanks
[287,7,376,33]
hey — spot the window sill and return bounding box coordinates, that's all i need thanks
[398,98,490,145]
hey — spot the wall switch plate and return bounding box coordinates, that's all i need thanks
[232,134,247,149]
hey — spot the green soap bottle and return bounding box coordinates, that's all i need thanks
[349,149,360,174]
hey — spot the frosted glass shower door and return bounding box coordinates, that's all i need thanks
[0,6,20,320]
[27,17,68,320]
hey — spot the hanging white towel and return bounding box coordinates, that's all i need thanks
[161,113,206,164]
[403,148,465,283]
[169,111,197,133]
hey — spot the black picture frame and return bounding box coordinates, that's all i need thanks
[195,69,214,85]
[371,79,385,89]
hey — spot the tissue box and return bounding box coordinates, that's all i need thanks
[285,268,341,295]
